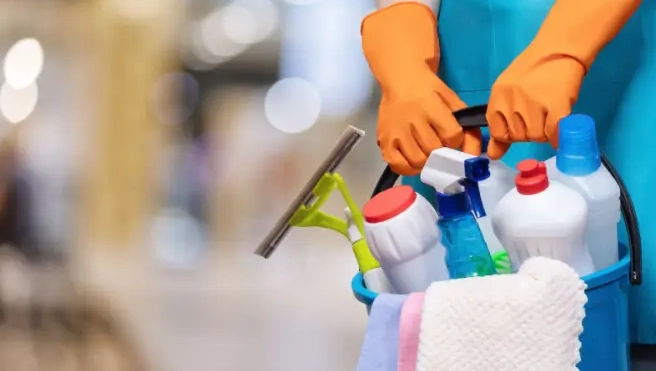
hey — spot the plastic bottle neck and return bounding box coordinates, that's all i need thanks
[436,192,472,218]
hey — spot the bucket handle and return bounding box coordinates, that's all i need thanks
[371,105,643,286]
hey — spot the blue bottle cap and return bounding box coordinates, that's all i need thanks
[436,192,470,218]
[556,114,601,176]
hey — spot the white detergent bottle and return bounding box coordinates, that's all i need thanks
[363,185,449,294]
[477,134,516,255]
[492,159,595,276]
[545,114,621,271]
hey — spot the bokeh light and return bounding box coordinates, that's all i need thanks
[183,0,280,70]
[222,5,259,45]
[199,8,249,60]
[3,38,44,90]
[264,77,322,134]
[0,82,38,124]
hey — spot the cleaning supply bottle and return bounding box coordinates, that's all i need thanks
[420,148,497,279]
[477,134,516,255]
[363,186,449,294]
[492,159,595,276]
[545,114,621,271]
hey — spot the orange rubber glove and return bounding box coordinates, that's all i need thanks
[486,0,642,160]
[362,3,481,176]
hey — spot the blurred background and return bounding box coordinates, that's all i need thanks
[0,0,387,370]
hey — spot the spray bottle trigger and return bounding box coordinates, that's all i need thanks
[463,180,486,218]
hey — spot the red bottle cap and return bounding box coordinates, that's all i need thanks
[363,185,417,223]
[515,159,549,195]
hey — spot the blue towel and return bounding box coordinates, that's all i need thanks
[356,294,407,371]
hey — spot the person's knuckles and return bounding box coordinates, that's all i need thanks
[405,148,428,169]
[545,105,571,148]
[508,112,528,141]
[423,136,444,154]
[461,129,483,156]
[486,109,511,142]
[525,109,548,142]
[486,138,510,160]
[510,85,534,140]
[487,87,512,137]
[411,124,443,155]
[390,151,421,176]
[441,128,464,149]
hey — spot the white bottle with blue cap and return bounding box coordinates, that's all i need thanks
[545,114,621,271]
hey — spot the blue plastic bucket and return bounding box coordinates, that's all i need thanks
[351,246,631,371]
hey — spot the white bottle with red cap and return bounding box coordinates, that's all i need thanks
[363,185,449,294]
[491,159,595,276]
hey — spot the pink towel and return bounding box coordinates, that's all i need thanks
[397,292,425,371]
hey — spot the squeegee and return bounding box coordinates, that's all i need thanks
[254,126,367,259]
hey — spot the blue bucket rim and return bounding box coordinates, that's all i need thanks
[352,245,630,307]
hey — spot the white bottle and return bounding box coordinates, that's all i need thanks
[363,185,449,294]
[492,159,595,276]
[545,114,621,271]
[477,151,516,255]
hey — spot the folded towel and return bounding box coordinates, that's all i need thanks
[398,292,424,371]
[417,257,587,371]
[357,294,407,371]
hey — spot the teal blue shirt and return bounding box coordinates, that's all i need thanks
[403,0,656,344]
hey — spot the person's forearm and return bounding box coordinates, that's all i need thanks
[376,0,440,10]
[362,1,441,96]
[530,0,642,71]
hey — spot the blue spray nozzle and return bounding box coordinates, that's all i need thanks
[556,114,601,176]
[464,157,490,182]
[421,148,490,219]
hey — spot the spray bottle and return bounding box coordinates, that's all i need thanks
[420,148,497,279]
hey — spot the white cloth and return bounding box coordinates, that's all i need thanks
[416,257,587,371]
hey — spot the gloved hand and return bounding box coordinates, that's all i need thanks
[362,3,481,175]
[485,0,641,160]
[485,48,585,159]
